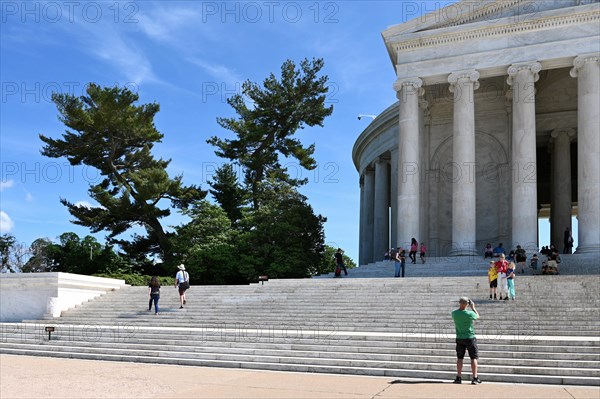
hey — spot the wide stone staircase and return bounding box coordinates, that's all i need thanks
[1,275,599,385]
[314,254,600,278]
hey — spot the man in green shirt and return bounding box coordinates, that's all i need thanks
[451,297,481,384]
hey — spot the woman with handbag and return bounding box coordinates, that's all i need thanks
[174,264,190,309]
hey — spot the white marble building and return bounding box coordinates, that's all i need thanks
[354,0,599,264]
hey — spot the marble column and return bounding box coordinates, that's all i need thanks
[373,158,390,261]
[570,53,600,254]
[393,77,423,248]
[358,176,367,266]
[507,61,541,252]
[448,70,480,256]
[550,129,575,251]
[390,148,399,251]
[363,167,375,264]
[418,98,430,247]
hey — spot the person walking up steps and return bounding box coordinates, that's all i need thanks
[334,248,348,276]
[148,276,161,315]
[409,238,418,264]
[452,297,481,385]
[175,264,190,309]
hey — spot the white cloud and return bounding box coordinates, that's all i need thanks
[89,27,156,85]
[0,211,15,233]
[0,180,14,192]
[138,7,205,44]
[54,13,158,85]
[137,5,240,86]
[25,193,34,202]
[187,57,245,86]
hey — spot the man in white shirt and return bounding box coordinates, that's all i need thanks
[174,264,189,309]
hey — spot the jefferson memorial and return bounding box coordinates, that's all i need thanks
[353,0,599,263]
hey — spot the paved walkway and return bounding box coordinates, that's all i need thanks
[1,354,599,399]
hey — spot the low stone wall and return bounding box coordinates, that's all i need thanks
[0,273,126,322]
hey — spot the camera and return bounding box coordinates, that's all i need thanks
[467,299,472,305]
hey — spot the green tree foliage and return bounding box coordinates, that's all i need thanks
[312,245,357,276]
[22,238,56,272]
[208,58,333,208]
[93,273,175,286]
[172,200,244,285]
[0,234,28,273]
[208,163,246,225]
[238,180,326,279]
[39,84,205,262]
[26,232,133,275]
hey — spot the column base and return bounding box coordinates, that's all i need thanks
[575,244,600,254]
[448,249,479,257]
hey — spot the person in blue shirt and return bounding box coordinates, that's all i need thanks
[493,243,506,258]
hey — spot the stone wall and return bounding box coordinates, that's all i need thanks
[0,273,126,322]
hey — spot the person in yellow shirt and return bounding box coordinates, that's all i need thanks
[488,261,498,300]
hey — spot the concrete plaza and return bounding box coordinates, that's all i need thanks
[1,354,599,399]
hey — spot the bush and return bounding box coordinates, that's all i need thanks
[94,273,175,286]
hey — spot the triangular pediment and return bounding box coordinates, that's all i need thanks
[383,0,593,39]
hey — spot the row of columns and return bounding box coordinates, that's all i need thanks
[359,53,600,265]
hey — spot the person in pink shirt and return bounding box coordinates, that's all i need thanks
[420,243,426,264]
[409,238,418,264]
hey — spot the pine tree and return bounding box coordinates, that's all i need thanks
[40,84,205,262]
[208,58,333,208]
[208,164,246,224]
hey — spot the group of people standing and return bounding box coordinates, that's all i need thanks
[488,254,516,300]
[146,264,191,314]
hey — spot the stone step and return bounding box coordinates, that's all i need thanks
[1,346,598,385]
[2,340,599,372]
[5,324,599,348]
[32,315,600,328]
[3,334,599,365]
[3,336,598,360]
[4,271,598,386]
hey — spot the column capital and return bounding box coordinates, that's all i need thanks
[570,52,600,78]
[393,77,424,97]
[448,69,480,92]
[550,128,576,142]
[374,156,390,165]
[506,61,542,85]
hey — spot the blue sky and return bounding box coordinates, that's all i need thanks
[0,1,566,263]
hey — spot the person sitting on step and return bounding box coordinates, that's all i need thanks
[484,243,493,259]
[530,254,539,275]
[493,243,505,258]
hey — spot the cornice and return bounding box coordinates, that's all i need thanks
[392,9,600,53]
[427,0,522,31]
[382,0,521,40]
